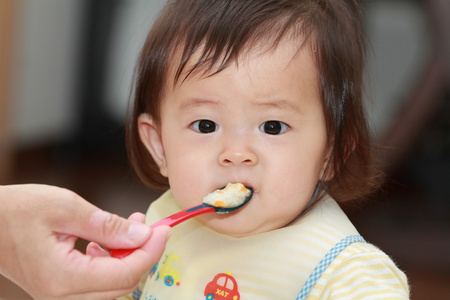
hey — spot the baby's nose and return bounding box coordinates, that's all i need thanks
[218,147,258,167]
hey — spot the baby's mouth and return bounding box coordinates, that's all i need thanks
[239,182,257,194]
[201,183,253,214]
[217,183,256,195]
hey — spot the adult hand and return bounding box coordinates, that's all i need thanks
[0,184,170,300]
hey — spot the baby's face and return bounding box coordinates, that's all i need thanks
[139,39,329,237]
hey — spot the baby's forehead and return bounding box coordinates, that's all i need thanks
[162,37,321,115]
[170,33,315,85]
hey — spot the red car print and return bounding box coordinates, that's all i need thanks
[204,272,240,300]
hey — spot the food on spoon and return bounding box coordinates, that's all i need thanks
[202,183,251,209]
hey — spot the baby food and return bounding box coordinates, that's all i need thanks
[203,183,251,209]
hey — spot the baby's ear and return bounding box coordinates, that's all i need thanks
[138,113,168,177]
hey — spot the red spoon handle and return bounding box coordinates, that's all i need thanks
[110,205,215,259]
[150,204,215,227]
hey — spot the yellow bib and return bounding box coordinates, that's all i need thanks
[139,191,359,299]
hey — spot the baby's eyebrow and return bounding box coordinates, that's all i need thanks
[178,98,221,111]
[252,99,303,114]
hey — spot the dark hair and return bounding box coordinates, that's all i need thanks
[127,0,382,202]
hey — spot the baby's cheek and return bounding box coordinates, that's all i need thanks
[171,182,202,209]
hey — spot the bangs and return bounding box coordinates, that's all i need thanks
[166,1,317,84]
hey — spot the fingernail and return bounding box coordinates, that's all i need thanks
[161,226,172,241]
[128,223,151,241]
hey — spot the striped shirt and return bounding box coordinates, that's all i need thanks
[307,242,409,299]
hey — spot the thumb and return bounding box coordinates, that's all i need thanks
[51,190,152,249]
[81,210,152,249]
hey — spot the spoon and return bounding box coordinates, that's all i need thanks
[110,185,253,258]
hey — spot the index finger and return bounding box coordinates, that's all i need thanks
[64,225,170,294]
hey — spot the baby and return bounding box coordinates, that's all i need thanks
[116,0,409,298]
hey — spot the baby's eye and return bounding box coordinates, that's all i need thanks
[190,120,218,134]
[259,120,290,135]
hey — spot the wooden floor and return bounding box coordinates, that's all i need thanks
[1,145,449,299]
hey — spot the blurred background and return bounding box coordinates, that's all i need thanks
[0,0,449,299]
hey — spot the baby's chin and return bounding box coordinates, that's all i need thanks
[198,213,276,238]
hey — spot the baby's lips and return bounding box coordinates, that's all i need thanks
[213,182,256,195]
[239,182,256,193]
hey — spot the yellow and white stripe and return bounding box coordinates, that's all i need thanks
[308,243,409,299]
